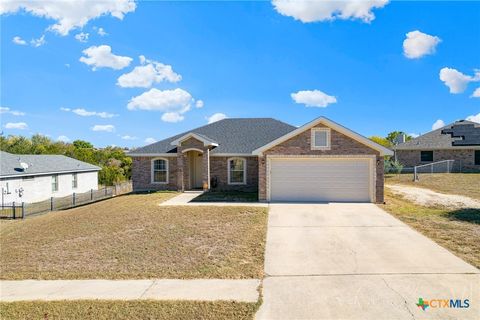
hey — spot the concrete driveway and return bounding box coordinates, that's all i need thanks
[256,203,479,319]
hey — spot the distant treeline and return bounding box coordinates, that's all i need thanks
[0,134,132,186]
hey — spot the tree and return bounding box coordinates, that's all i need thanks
[369,136,392,149]
[386,131,412,145]
[73,140,93,149]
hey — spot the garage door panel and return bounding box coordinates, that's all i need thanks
[270,158,372,202]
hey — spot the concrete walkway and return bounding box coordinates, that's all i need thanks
[0,279,260,302]
[256,203,480,319]
[160,191,268,207]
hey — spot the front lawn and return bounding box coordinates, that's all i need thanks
[380,190,480,268]
[0,192,268,280]
[386,173,480,200]
[0,300,260,320]
[191,191,258,202]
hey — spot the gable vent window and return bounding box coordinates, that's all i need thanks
[311,128,331,150]
[420,151,433,162]
[152,158,168,184]
[475,150,480,166]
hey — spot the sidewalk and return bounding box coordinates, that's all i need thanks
[0,279,260,302]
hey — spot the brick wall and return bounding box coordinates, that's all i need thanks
[259,123,385,203]
[210,156,258,192]
[131,156,178,191]
[395,149,480,172]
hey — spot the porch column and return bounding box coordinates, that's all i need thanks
[176,149,185,192]
[202,148,210,191]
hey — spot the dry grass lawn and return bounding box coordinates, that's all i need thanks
[0,192,268,280]
[386,173,480,200]
[380,190,480,268]
[0,300,259,320]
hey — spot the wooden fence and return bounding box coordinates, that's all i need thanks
[0,181,132,219]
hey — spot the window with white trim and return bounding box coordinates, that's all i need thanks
[228,158,246,185]
[51,175,59,192]
[311,128,331,149]
[72,173,78,189]
[152,159,168,183]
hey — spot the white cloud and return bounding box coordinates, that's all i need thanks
[80,45,132,70]
[466,113,480,123]
[61,107,116,118]
[439,67,480,94]
[291,89,337,107]
[12,36,27,45]
[272,0,388,23]
[30,34,46,47]
[127,88,193,122]
[206,113,227,124]
[74,32,89,42]
[471,87,480,98]
[145,137,156,144]
[195,100,204,108]
[4,122,28,130]
[0,107,25,116]
[92,124,115,132]
[0,0,136,36]
[408,133,420,138]
[117,56,181,88]
[403,30,441,59]
[161,112,184,123]
[97,27,107,36]
[121,135,137,140]
[432,119,445,131]
[57,135,70,142]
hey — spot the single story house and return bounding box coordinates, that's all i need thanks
[129,117,393,203]
[394,120,480,172]
[0,151,101,204]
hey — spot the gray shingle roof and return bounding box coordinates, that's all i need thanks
[0,151,101,178]
[395,120,480,150]
[129,118,297,155]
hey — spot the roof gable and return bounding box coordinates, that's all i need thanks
[252,117,393,156]
[171,132,218,147]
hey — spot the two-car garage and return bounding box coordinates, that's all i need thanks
[268,157,374,203]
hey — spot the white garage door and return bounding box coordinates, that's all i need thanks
[269,158,372,202]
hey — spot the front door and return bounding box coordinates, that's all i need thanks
[189,151,203,189]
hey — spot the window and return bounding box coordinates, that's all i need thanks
[228,158,246,185]
[420,151,433,162]
[51,175,59,192]
[72,173,78,189]
[152,158,168,183]
[475,150,480,166]
[311,128,331,150]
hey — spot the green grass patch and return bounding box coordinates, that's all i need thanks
[192,191,259,202]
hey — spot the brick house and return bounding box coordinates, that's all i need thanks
[394,120,480,172]
[129,117,393,203]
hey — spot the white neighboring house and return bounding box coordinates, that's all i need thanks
[1,151,101,204]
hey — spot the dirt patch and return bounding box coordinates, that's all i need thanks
[387,184,480,209]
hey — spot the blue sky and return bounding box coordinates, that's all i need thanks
[1,0,479,148]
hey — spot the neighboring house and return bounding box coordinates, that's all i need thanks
[395,120,480,172]
[0,151,101,204]
[129,117,393,203]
